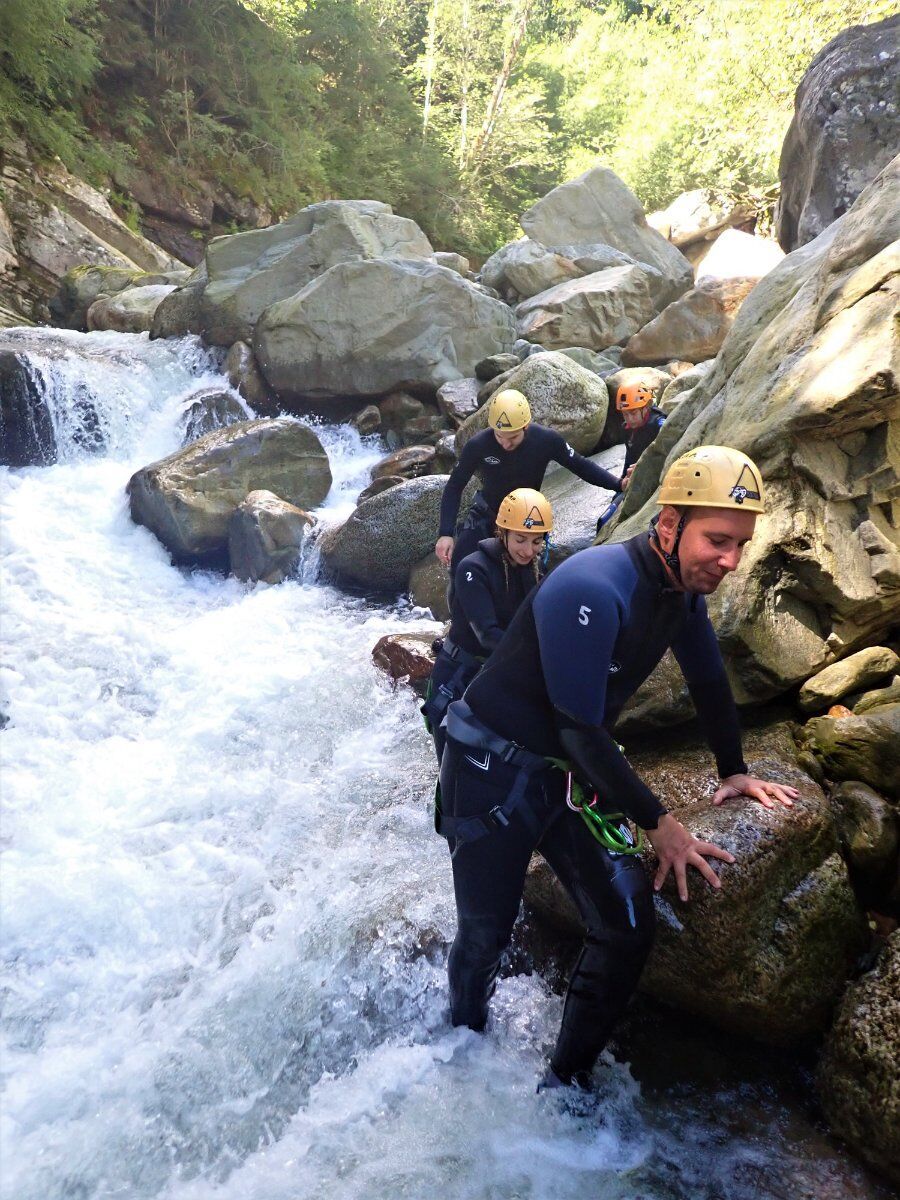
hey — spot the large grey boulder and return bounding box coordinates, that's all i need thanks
[254,258,516,403]
[622,277,758,365]
[777,15,900,251]
[458,352,609,454]
[228,489,314,584]
[199,200,435,345]
[520,168,693,305]
[51,265,189,331]
[818,932,900,1186]
[127,418,332,568]
[525,723,868,1044]
[516,265,658,351]
[317,475,446,594]
[480,237,636,303]
[611,155,900,707]
[86,284,177,334]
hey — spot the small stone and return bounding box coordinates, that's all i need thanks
[372,632,437,693]
[352,404,382,435]
[799,646,900,713]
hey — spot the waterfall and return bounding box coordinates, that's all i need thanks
[0,330,880,1200]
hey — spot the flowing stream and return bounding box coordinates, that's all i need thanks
[0,329,890,1200]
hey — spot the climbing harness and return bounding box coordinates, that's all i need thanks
[421,639,485,735]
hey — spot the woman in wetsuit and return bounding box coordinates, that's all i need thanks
[423,488,554,763]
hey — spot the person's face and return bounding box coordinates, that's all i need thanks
[657,505,757,594]
[494,426,526,451]
[622,405,651,430]
[503,530,545,566]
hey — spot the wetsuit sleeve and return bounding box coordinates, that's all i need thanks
[438,438,481,537]
[455,558,505,652]
[533,564,666,828]
[671,596,748,779]
[546,429,621,492]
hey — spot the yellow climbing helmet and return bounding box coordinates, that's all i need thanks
[658,445,765,514]
[488,389,531,433]
[495,488,554,534]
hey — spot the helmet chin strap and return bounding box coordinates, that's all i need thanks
[650,512,686,582]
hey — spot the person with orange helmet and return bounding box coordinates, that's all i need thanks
[596,380,667,530]
[423,489,553,762]
[435,389,621,590]
[436,445,798,1092]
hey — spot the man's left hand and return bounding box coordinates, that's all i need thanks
[713,774,798,809]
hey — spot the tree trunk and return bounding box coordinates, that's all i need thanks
[467,0,533,174]
[459,0,470,169]
[422,0,439,140]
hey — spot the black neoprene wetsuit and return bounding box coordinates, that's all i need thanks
[423,538,539,762]
[438,530,747,1080]
[439,425,620,582]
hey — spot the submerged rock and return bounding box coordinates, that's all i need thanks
[180,389,248,445]
[372,633,436,694]
[818,932,900,1186]
[127,418,331,567]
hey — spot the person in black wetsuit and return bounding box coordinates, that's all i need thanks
[435,389,620,588]
[436,445,798,1089]
[596,381,667,531]
[423,489,553,763]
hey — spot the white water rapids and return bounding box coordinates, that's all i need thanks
[0,330,887,1200]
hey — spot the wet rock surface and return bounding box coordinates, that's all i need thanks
[127,418,331,567]
[227,489,313,584]
[318,475,447,594]
[818,931,900,1187]
[524,722,869,1044]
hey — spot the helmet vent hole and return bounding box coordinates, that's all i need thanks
[687,490,693,496]
[694,471,701,477]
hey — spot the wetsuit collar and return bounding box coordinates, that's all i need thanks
[625,530,683,595]
[477,536,505,561]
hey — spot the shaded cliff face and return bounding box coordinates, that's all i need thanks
[0,140,184,327]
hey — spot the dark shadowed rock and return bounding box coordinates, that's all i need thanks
[777,15,900,251]
[180,389,248,445]
[818,932,900,1186]
[0,349,57,466]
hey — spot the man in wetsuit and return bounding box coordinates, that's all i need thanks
[435,389,620,585]
[436,445,798,1088]
[423,489,552,763]
[596,382,667,531]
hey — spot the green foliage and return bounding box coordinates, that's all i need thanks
[0,0,894,255]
